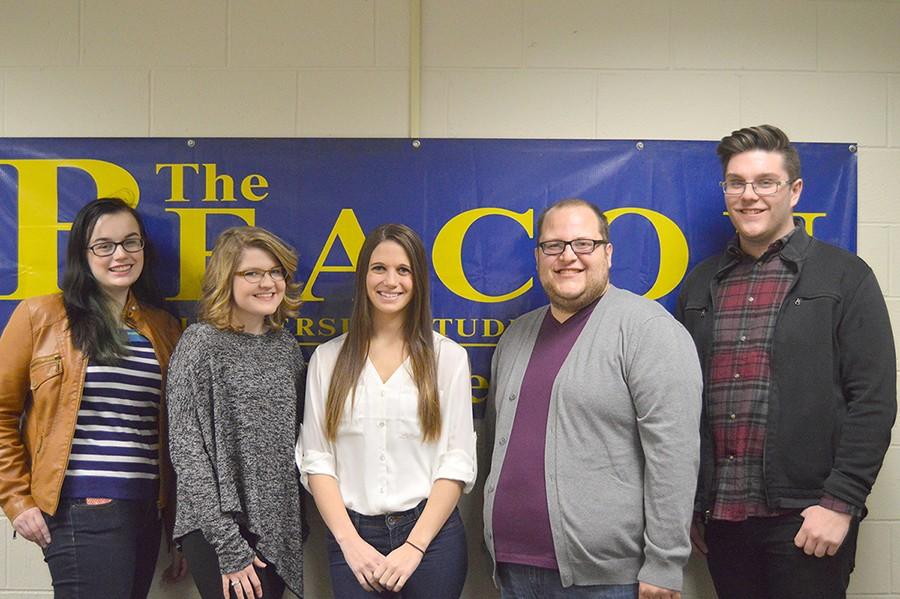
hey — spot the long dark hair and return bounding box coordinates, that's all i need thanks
[62,198,163,364]
[324,224,440,442]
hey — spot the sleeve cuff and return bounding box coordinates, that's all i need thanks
[193,522,255,575]
[638,559,683,593]
[819,494,863,518]
[216,539,256,575]
[4,495,38,522]
[299,450,337,491]
[433,443,477,493]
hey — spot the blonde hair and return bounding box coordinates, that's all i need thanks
[325,224,440,443]
[198,227,302,331]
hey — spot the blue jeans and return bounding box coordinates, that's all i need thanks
[41,498,161,599]
[327,501,467,598]
[498,563,638,599]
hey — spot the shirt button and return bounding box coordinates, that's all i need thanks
[499,437,508,446]
[378,421,385,428]
[748,296,755,303]
[729,413,736,420]
[508,393,517,402]
[739,335,747,342]
[733,373,741,379]
[728,454,735,461]
[379,454,386,462]
[487,485,495,493]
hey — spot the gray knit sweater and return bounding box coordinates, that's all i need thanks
[167,323,305,595]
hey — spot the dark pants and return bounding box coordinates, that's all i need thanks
[705,512,859,599]
[41,498,161,599]
[180,529,286,599]
[327,502,468,599]
[497,563,638,599]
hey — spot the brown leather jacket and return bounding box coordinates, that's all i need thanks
[0,293,181,522]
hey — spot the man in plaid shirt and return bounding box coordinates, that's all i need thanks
[676,124,896,598]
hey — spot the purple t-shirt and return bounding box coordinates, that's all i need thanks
[492,298,599,569]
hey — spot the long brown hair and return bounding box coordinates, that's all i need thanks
[324,224,440,442]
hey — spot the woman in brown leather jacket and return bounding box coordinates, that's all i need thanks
[0,198,186,598]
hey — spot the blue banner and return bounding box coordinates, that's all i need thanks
[0,139,857,415]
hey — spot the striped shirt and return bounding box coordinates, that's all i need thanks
[61,329,161,500]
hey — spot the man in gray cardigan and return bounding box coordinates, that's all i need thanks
[483,199,702,599]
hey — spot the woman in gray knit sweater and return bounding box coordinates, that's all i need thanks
[167,227,306,599]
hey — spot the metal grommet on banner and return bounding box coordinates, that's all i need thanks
[186,139,196,148]
[848,144,857,153]
[635,141,644,151]
[411,139,422,149]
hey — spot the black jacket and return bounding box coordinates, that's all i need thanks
[676,225,896,515]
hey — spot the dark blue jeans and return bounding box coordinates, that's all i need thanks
[705,511,859,599]
[41,498,161,599]
[327,502,467,598]
[497,563,638,599]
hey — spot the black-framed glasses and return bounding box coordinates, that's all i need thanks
[720,179,791,197]
[87,238,145,257]
[234,267,287,284]
[538,239,609,256]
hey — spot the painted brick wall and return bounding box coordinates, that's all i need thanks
[1,1,897,597]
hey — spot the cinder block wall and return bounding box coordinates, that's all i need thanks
[1,1,897,598]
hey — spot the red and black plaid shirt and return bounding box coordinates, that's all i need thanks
[707,230,858,521]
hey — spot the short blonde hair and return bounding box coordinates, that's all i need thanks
[198,227,302,331]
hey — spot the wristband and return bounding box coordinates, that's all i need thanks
[405,540,425,555]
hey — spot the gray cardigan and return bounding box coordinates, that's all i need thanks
[483,285,702,591]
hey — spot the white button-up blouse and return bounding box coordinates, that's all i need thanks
[296,332,477,516]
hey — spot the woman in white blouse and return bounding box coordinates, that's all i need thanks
[298,223,476,598]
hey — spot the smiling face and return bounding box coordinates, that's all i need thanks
[366,240,414,319]
[724,149,803,257]
[86,211,144,305]
[536,204,612,321]
[231,246,286,333]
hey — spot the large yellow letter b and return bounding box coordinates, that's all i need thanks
[0,159,139,299]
